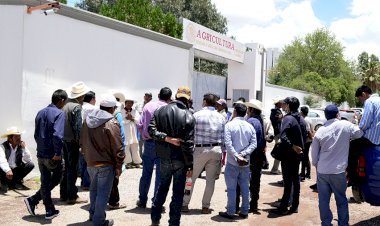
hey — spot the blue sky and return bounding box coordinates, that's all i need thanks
[68,0,380,59]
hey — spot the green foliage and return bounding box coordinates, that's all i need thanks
[58,0,67,4]
[356,51,380,92]
[268,28,359,105]
[99,0,182,38]
[304,95,320,108]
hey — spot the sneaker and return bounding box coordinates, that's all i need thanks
[201,207,211,214]
[219,211,235,219]
[181,205,189,212]
[24,197,36,216]
[136,200,146,208]
[103,219,114,226]
[45,209,60,220]
[67,196,88,204]
[109,203,127,210]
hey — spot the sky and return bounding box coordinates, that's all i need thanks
[67,0,380,60]
[210,0,380,60]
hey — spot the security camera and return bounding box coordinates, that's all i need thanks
[43,8,58,16]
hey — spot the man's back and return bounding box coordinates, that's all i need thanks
[193,107,225,144]
[359,93,380,145]
[312,119,362,174]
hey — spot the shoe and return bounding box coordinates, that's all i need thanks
[109,203,127,210]
[181,205,189,212]
[249,207,259,213]
[201,207,211,214]
[45,209,60,220]
[218,211,235,219]
[270,208,288,215]
[133,163,143,169]
[238,213,248,219]
[103,219,114,226]
[151,221,160,226]
[125,164,133,169]
[136,200,146,208]
[300,177,305,182]
[15,183,29,190]
[289,207,298,213]
[67,196,88,204]
[24,197,36,216]
[270,170,281,175]
[310,183,318,190]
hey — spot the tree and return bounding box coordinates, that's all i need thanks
[357,52,380,92]
[268,28,358,105]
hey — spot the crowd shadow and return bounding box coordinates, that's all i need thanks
[125,207,151,214]
[181,208,215,216]
[22,215,53,225]
[210,214,238,223]
[268,182,284,187]
[352,215,380,226]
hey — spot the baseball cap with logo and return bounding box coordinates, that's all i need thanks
[175,86,191,100]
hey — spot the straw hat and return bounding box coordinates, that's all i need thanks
[113,92,126,104]
[67,81,91,99]
[245,99,263,111]
[1,126,25,138]
[272,96,285,104]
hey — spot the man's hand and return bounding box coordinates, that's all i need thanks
[186,169,193,178]
[6,170,13,180]
[292,145,303,154]
[165,136,183,146]
[126,113,134,121]
[52,154,62,161]
[115,168,122,178]
[20,141,26,149]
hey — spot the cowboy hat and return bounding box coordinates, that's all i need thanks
[245,99,263,111]
[113,92,126,104]
[272,96,285,104]
[67,81,91,99]
[1,126,25,138]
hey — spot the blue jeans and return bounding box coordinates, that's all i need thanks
[80,153,90,188]
[30,158,63,212]
[139,140,160,205]
[317,173,349,226]
[88,166,115,226]
[60,141,79,200]
[151,159,187,226]
[225,164,250,215]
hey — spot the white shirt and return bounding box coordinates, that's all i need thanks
[0,143,32,173]
[122,108,141,145]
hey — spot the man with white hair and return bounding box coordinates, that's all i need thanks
[0,127,34,191]
[81,93,125,226]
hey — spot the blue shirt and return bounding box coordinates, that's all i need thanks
[311,119,363,174]
[359,93,380,145]
[247,116,265,151]
[34,104,65,159]
[224,117,257,167]
[115,112,126,148]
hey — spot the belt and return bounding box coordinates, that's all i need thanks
[195,143,221,147]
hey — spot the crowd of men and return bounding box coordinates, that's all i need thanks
[0,81,379,226]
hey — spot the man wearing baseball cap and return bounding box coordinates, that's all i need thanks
[149,86,195,226]
[80,93,125,226]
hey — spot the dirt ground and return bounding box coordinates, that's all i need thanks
[0,147,379,226]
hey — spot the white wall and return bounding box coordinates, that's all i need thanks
[0,5,192,150]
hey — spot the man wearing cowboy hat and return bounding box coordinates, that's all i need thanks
[0,127,34,190]
[270,96,285,175]
[61,81,90,204]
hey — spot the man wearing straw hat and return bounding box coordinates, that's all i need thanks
[61,81,89,204]
[0,127,34,191]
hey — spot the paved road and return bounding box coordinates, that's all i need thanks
[0,149,379,226]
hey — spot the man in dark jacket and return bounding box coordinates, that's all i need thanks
[271,96,307,215]
[24,89,67,220]
[80,93,125,226]
[149,86,195,226]
[270,96,284,174]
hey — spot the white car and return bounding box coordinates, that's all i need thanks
[306,109,326,131]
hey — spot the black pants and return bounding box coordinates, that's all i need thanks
[108,176,120,206]
[60,141,79,200]
[280,158,301,210]
[300,142,311,178]
[347,137,374,185]
[30,158,63,212]
[0,162,34,187]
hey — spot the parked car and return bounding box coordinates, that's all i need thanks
[339,109,358,124]
[352,145,380,206]
[306,109,326,131]
[351,107,364,115]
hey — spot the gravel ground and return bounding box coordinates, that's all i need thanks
[0,146,379,226]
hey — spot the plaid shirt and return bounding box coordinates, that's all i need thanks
[194,106,226,145]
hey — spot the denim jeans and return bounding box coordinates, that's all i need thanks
[0,162,34,187]
[151,159,187,226]
[88,166,115,226]
[139,140,160,205]
[225,163,250,215]
[317,172,349,226]
[30,158,63,212]
[79,152,90,188]
[60,141,79,200]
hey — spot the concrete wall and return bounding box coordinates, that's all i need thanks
[0,4,192,150]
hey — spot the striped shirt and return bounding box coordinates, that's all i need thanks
[359,93,380,145]
[194,106,226,145]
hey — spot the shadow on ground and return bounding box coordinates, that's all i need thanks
[22,215,53,225]
[352,215,380,226]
